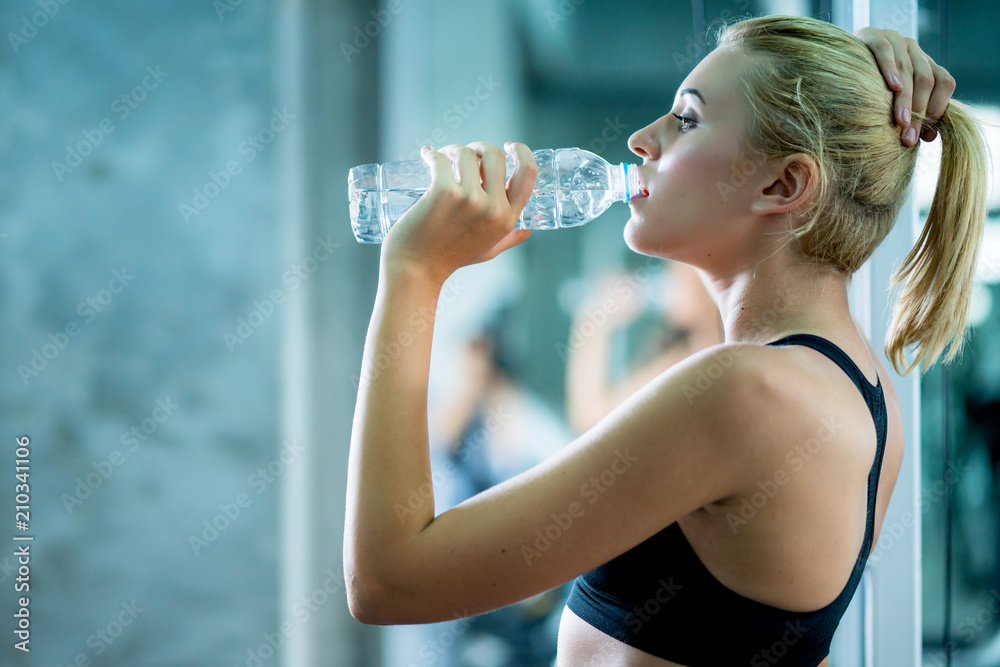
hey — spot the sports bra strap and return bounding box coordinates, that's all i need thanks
[767,333,881,397]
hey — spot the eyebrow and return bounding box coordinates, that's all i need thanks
[680,88,706,106]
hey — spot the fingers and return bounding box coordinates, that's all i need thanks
[856,27,904,94]
[878,30,915,136]
[921,60,956,142]
[906,40,936,142]
[420,144,457,187]
[426,141,537,237]
[439,144,481,190]
[504,142,538,214]
[467,141,507,198]
[856,27,957,146]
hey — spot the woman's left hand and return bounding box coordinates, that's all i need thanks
[381,141,537,287]
[856,27,957,145]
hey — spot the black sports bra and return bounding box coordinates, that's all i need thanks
[565,334,888,666]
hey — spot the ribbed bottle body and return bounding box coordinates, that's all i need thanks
[348,148,640,243]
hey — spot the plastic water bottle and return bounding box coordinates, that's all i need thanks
[348,148,645,243]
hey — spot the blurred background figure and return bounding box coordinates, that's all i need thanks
[383,304,573,667]
[565,262,723,433]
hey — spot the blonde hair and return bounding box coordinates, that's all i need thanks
[714,14,988,374]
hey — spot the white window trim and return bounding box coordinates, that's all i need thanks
[832,1,922,665]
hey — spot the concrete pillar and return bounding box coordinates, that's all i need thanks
[277,1,382,665]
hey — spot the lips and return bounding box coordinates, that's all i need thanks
[634,169,649,199]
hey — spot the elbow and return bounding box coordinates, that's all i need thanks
[347,596,383,626]
[346,572,391,625]
[344,541,389,624]
[344,542,427,624]
[345,557,403,625]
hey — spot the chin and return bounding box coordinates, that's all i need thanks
[624,216,675,259]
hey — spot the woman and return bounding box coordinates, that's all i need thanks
[345,15,987,666]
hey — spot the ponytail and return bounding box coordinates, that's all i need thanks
[886,99,989,374]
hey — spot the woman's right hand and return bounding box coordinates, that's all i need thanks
[855,27,957,145]
[380,142,537,288]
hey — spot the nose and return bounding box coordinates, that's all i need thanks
[628,122,660,162]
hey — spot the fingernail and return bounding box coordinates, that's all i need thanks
[891,74,902,87]
[905,127,917,143]
[902,107,910,124]
[421,145,431,152]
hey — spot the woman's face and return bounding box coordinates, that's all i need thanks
[625,46,771,269]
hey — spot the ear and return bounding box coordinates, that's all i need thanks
[751,153,818,218]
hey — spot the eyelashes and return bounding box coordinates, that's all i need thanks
[671,113,696,131]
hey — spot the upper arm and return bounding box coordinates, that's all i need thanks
[354,344,773,624]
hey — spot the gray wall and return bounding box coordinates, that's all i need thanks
[0,1,283,664]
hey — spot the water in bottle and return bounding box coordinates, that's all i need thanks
[348,148,646,243]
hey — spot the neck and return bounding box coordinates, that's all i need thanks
[701,252,853,346]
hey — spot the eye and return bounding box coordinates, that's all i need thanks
[672,113,696,132]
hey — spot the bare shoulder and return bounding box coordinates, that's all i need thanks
[666,342,848,424]
[673,341,889,480]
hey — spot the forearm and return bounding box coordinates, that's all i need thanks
[346,264,442,575]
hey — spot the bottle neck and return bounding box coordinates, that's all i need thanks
[611,163,643,203]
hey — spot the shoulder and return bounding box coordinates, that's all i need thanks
[654,342,869,468]
[659,342,808,424]
[669,343,772,404]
